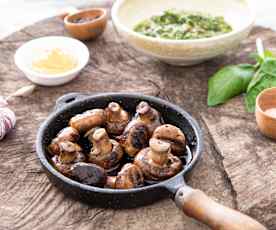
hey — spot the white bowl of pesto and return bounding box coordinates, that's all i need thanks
[111,0,255,66]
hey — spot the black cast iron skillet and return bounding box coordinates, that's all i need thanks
[36,93,265,230]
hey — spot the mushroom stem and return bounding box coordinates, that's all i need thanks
[137,101,155,121]
[88,127,124,169]
[105,102,130,135]
[92,128,113,155]
[108,102,121,116]
[135,101,162,135]
[148,138,170,166]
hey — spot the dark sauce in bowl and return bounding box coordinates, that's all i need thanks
[70,15,100,24]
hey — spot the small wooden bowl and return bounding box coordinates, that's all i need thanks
[256,87,276,140]
[64,8,107,41]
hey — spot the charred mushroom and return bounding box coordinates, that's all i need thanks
[115,163,144,189]
[105,163,144,189]
[152,124,186,156]
[105,102,129,135]
[86,128,124,170]
[51,141,85,176]
[71,162,107,187]
[134,138,182,181]
[135,101,162,135]
[69,109,106,133]
[105,176,117,188]
[117,120,149,157]
[48,127,80,155]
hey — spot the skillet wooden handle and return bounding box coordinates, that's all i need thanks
[174,186,267,230]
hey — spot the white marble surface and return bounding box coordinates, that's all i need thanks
[0,0,275,38]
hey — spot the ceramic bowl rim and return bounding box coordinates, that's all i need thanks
[64,8,107,26]
[111,0,256,44]
[256,87,276,120]
[14,36,89,80]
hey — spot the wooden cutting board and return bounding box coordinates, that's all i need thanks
[0,16,275,229]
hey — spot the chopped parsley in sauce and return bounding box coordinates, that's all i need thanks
[134,10,232,40]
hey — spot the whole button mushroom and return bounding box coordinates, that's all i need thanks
[117,120,149,157]
[48,127,80,155]
[51,141,85,176]
[105,102,130,135]
[71,162,107,187]
[134,138,182,181]
[115,163,144,189]
[69,109,106,133]
[135,101,162,135]
[86,128,124,170]
[106,163,144,189]
[152,124,186,156]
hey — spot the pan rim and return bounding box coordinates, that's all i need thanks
[36,92,203,194]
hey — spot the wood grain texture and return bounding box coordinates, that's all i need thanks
[0,16,274,229]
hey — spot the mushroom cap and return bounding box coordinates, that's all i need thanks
[117,120,149,157]
[48,127,80,155]
[71,162,107,187]
[52,155,72,176]
[57,127,79,141]
[51,150,85,176]
[105,176,117,188]
[52,141,83,163]
[69,109,106,133]
[134,146,182,181]
[115,163,144,189]
[152,124,186,155]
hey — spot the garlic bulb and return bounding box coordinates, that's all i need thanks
[0,97,16,140]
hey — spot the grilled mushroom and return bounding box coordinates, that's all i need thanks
[135,101,162,135]
[105,163,144,189]
[134,138,182,181]
[117,120,149,157]
[51,141,85,176]
[106,176,117,188]
[69,109,106,133]
[115,163,144,189]
[105,102,129,135]
[48,127,80,155]
[71,162,107,187]
[152,124,186,156]
[86,128,123,170]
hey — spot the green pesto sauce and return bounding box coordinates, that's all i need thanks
[134,10,233,40]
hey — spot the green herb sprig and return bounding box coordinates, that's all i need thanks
[208,39,276,112]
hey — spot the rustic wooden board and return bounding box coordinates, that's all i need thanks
[0,16,275,229]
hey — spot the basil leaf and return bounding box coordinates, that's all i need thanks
[247,57,276,92]
[208,64,255,106]
[246,69,265,92]
[261,57,276,77]
[245,74,276,112]
[250,50,275,65]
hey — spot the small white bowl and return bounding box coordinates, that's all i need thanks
[112,0,255,66]
[14,36,89,86]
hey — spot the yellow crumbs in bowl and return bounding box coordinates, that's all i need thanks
[32,48,78,75]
